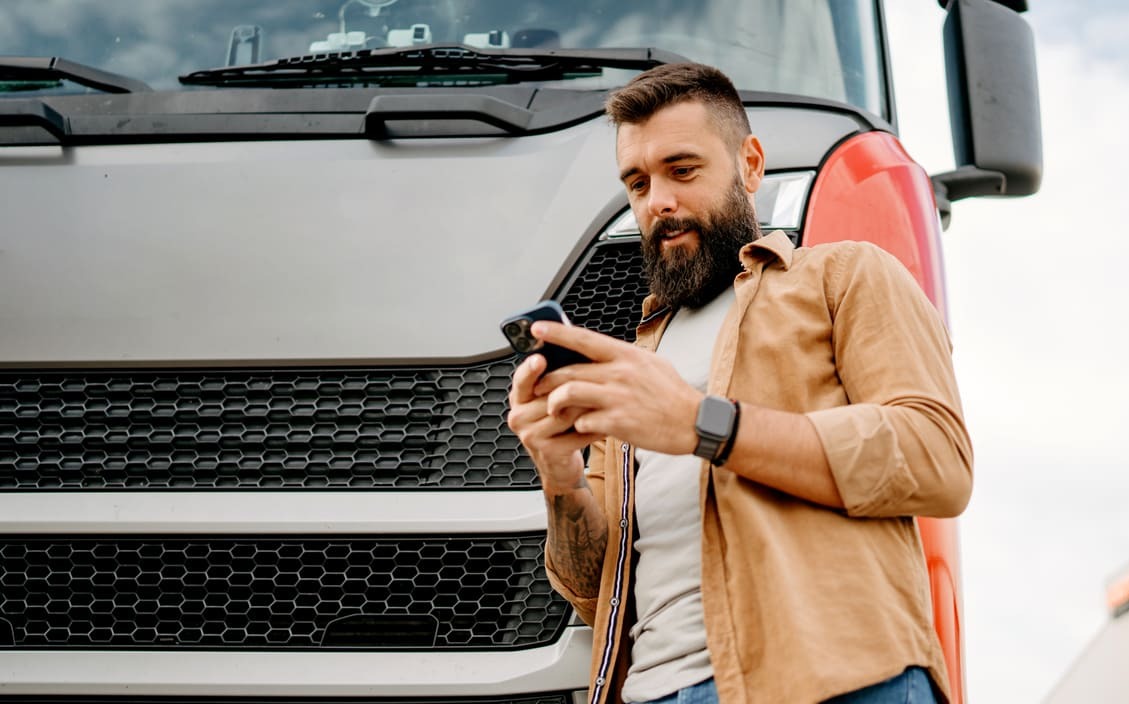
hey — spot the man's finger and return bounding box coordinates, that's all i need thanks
[532,432,603,460]
[531,321,632,363]
[506,394,549,434]
[517,405,600,450]
[509,353,546,406]
[534,360,614,396]
[529,410,603,448]
[545,380,610,419]
[572,408,616,438]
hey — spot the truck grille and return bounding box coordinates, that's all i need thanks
[0,240,648,491]
[0,534,566,649]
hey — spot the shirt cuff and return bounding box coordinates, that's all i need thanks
[807,403,919,517]
[545,552,599,627]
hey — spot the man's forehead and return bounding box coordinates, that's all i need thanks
[615,103,725,166]
[616,101,712,139]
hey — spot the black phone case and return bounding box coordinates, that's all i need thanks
[500,300,591,373]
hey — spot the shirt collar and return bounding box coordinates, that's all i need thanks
[640,294,667,321]
[638,230,795,319]
[739,229,795,271]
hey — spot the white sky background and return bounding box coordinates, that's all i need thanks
[885,2,1129,702]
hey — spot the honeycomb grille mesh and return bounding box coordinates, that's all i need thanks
[560,240,647,343]
[0,535,566,649]
[0,240,648,491]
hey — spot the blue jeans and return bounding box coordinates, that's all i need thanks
[636,668,937,704]
[824,667,938,704]
[636,677,719,704]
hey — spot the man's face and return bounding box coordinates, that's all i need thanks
[615,101,764,309]
[640,176,760,309]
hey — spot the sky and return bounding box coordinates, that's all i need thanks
[885,2,1129,702]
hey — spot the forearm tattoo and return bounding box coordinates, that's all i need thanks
[547,480,608,597]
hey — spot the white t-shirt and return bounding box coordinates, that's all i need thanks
[621,287,735,703]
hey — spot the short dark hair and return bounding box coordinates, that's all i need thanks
[605,63,751,150]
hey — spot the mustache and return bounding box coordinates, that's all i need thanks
[649,217,704,239]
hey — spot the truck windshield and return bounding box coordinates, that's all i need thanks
[0,0,886,119]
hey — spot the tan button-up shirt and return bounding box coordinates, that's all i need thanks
[546,231,973,704]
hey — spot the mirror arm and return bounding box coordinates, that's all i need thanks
[930,165,1006,229]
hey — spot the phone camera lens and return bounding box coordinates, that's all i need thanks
[503,322,522,339]
[514,337,533,352]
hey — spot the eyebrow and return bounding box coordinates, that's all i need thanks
[619,151,704,183]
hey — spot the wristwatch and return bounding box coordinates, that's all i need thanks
[692,395,738,464]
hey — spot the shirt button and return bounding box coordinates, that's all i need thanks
[596,677,606,686]
[610,597,619,606]
[619,519,628,528]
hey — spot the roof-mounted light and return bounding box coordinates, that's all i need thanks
[601,170,815,239]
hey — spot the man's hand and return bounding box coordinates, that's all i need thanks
[507,333,611,599]
[507,352,602,494]
[530,321,704,456]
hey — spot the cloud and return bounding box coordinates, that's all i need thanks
[1029,1,1129,68]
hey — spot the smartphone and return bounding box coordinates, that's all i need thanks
[500,300,591,373]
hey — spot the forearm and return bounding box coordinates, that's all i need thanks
[543,477,608,598]
[722,401,845,509]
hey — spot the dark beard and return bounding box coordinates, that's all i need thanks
[642,179,762,310]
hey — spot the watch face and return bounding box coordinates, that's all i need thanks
[697,396,735,441]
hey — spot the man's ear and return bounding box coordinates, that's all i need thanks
[739,135,765,193]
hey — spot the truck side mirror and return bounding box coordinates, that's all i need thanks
[932,0,1043,227]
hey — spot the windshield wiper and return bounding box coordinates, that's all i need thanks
[179,45,689,88]
[0,57,151,93]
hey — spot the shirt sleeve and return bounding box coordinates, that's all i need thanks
[543,437,607,626]
[805,242,973,518]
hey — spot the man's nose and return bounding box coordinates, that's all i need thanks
[647,180,677,217]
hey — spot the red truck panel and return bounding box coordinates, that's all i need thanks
[804,130,965,704]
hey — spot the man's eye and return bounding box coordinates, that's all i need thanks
[673,166,694,177]
[629,180,647,192]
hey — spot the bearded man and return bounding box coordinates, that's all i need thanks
[506,63,972,704]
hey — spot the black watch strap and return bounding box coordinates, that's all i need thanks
[693,395,737,463]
